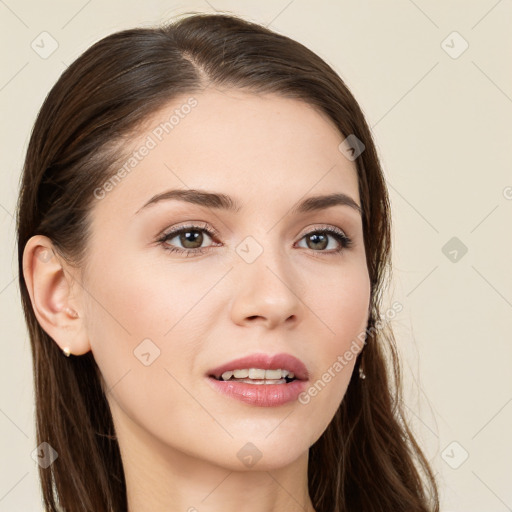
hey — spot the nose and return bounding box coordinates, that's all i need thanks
[229,245,303,330]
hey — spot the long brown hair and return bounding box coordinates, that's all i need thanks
[16,12,439,512]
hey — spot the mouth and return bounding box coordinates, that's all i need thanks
[210,369,297,384]
[207,352,309,384]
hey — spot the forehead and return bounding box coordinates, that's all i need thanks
[93,88,360,216]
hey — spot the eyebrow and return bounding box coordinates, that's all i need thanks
[135,189,362,216]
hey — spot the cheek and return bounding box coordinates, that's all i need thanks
[81,263,210,437]
[298,261,370,432]
[82,255,216,391]
[84,255,209,342]
[310,260,371,349]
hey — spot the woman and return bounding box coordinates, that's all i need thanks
[16,12,439,512]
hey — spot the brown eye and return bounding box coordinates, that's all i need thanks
[174,229,205,249]
[162,227,214,251]
[297,228,352,254]
[305,232,329,250]
[157,222,218,256]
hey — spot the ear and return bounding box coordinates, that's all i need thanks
[22,235,91,356]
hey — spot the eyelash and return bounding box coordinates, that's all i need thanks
[156,222,353,258]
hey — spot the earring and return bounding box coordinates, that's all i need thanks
[358,346,366,380]
[62,346,72,357]
[64,307,79,318]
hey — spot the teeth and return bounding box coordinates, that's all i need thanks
[232,379,287,385]
[259,369,282,380]
[220,368,294,381]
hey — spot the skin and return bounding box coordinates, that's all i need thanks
[24,88,371,512]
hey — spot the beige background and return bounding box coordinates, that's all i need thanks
[1,1,511,510]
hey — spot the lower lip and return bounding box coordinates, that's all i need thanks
[206,377,308,407]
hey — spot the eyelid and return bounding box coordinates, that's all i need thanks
[297,223,348,238]
[159,221,220,240]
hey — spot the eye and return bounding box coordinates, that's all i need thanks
[157,222,219,257]
[296,226,352,254]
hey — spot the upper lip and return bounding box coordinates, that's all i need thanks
[207,352,309,381]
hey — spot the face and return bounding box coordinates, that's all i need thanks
[78,88,371,471]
